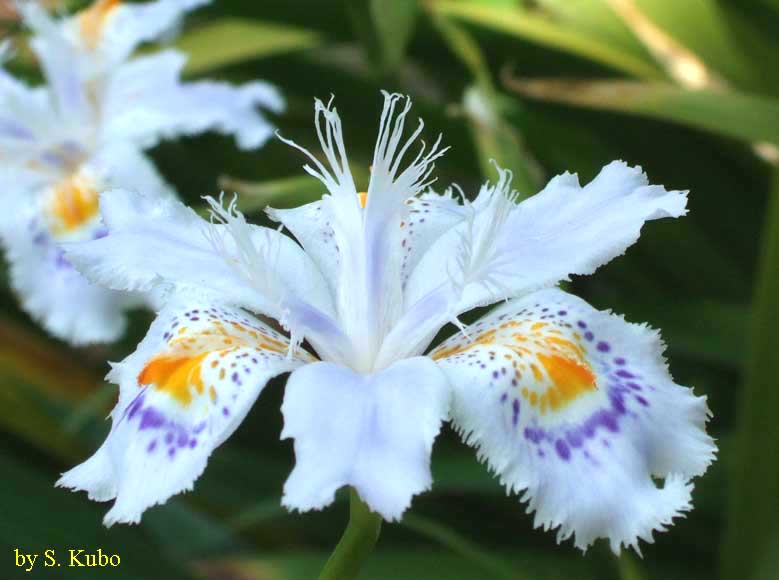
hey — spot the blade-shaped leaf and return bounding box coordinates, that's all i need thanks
[506,78,779,146]
[177,18,320,76]
[433,0,664,79]
[463,86,543,197]
[346,0,419,77]
[721,170,779,580]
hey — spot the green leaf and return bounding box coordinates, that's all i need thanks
[506,79,779,146]
[0,452,194,579]
[427,11,543,196]
[177,18,321,76]
[346,0,419,77]
[372,0,419,74]
[618,552,646,580]
[721,170,779,580]
[433,1,664,79]
[625,0,771,93]
[217,174,326,213]
[428,6,492,89]
[401,514,517,580]
[462,86,543,197]
[0,318,102,459]
[535,0,764,92]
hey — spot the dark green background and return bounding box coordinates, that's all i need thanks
[2,1,777,578]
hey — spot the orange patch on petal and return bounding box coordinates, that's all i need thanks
[79,0,121,49]
[536,353,597,412]
[138,353,209,406]
[358,191,368,208]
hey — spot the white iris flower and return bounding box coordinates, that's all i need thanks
[0,0,282,343]
[59,93,715,553]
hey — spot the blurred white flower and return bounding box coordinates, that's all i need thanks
[59,92,714,554]
[0,0,283,343]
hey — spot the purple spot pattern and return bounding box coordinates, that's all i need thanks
[121,305,300,462]
[434,296,656,465]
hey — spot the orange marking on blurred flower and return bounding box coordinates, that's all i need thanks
[46,174,100,235]
[79,0,121,49]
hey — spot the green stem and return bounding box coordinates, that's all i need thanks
[318,489,382,580]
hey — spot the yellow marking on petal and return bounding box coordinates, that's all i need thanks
[46,174,100,235]
[358,191,368,208]
[431,329,497,360]
[139,316,314,406]
[79,0,121,50]
[138,352,208,406]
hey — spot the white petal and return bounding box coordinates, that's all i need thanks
[398,162,687,361]
[399,190,468,289]
[281,357,450,520]
[2,215,132,344]
[0,66,61,164]
[89,142,176,202]
[104,51,283,150]
[266,200,339,296]
[18,2,91,123]
[432,288,715,553]
[58,298,310,525]
[74,0,209,66]
[267,189,466,305]
[65,190,345,360]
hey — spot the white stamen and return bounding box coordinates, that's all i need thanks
[367,91,449,210]
[275,97,358,208]
[448,165,518,305]
[203,193,283,307]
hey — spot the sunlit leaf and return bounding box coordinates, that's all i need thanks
[177,18,320,76]
[433,0,664,79]
[505,78,779,146]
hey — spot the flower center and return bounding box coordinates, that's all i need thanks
[44,172,100,237]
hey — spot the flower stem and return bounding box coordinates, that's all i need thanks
[318,489,382,580]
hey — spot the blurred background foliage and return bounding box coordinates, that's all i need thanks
[1,0,778,578]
